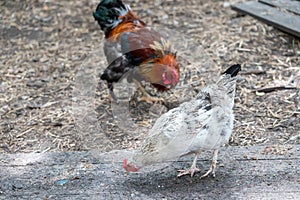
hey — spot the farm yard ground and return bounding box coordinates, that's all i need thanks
[0,0,299,154]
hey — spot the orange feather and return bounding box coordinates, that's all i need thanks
[107,11,146,41]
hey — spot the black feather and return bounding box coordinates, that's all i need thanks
[222,64,241,77]
[100,55,131,82]
[93,0,127,35]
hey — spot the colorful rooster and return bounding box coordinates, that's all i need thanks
[93,0,180,103]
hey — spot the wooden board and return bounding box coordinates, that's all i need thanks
[232,1,300,38]
[0,145,299,199]
[260,0,300,15]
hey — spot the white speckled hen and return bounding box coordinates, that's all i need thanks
[123,64,241,178]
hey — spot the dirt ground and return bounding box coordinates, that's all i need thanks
[0,0,299,154]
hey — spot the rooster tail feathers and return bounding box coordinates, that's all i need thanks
[222,64,241,77]
[93,0,129,35]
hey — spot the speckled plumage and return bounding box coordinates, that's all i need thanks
[124,64,241,177]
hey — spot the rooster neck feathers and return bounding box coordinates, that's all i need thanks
[108,11,146,41]
[93,0,145,39]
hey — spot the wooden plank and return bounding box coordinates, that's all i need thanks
[232,1,300,38]
[259,0,300,15]
[0,145,299,199]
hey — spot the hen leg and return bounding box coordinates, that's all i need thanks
[200,149,218,179]
[133,80,164,103]
[177,153,200,177]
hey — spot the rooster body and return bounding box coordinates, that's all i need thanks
[93,0,180,102]
[123,64,241,177]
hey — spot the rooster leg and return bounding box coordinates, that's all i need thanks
[103,83,119,103]
[109,89,119,103]
[133,80,164,103]
[200,149,218,179]
[177,153,200,177]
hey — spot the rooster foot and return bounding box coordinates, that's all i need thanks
[103,90,119,103]
[138,95,164,104]
[102,93,114,102]
[177,167,200,177]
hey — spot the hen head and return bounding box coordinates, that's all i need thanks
[123,158,139,173]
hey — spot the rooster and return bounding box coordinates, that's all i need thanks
[123,64,241,178]
[93,0,180,103]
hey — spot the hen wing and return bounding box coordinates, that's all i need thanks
[135,90,213,165]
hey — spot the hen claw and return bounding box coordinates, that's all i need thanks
[177,153,200,177]
[200,164,216,179]
[177,167,200,177]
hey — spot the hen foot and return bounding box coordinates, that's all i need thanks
[177,167,200,177]
[200,162,216,179]
[177,153,200,177]
[200,149,218,179]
